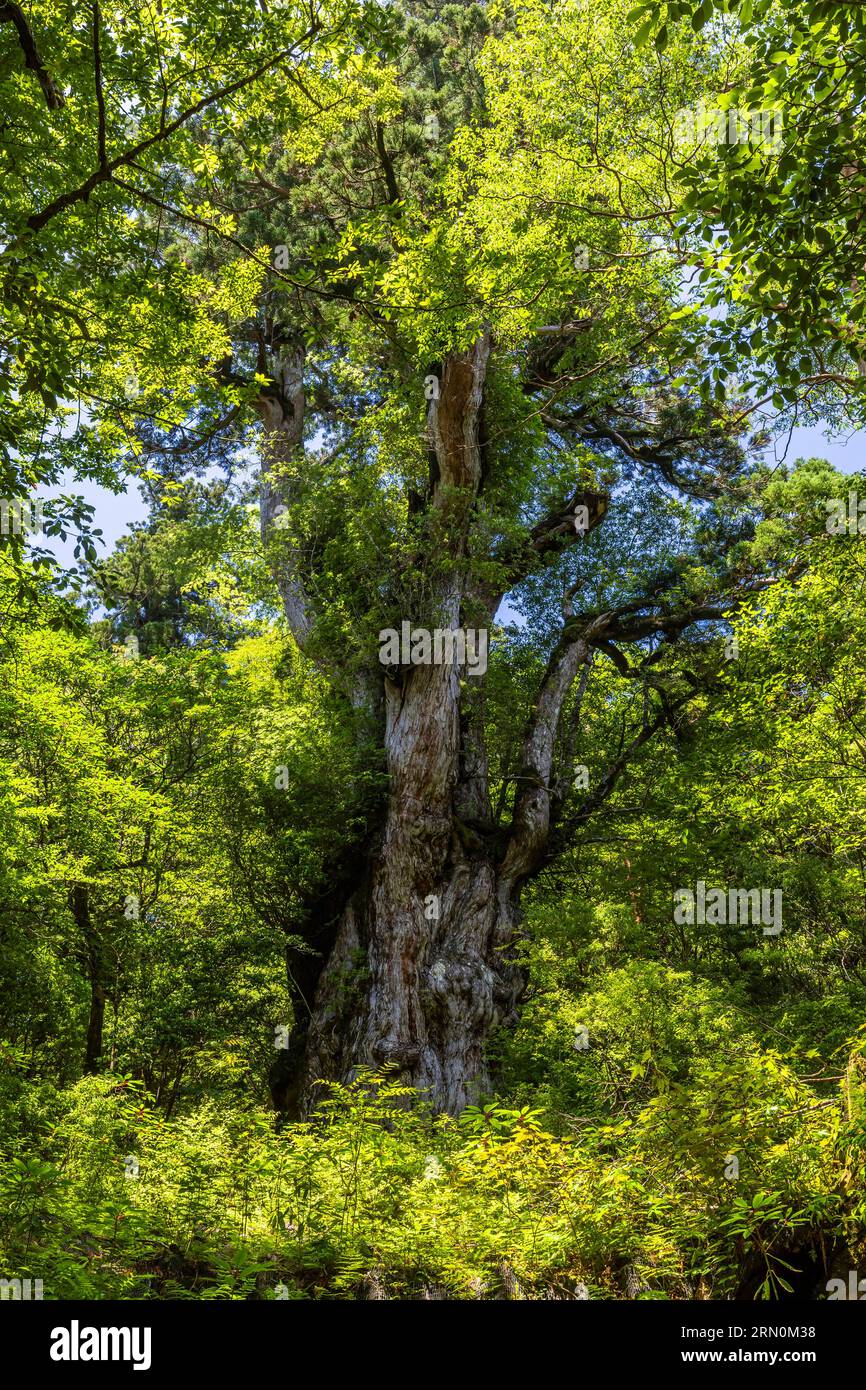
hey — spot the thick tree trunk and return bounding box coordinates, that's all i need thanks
[302,656,523,1113]
[298,620,600,1111]
[257,333,609,1114]
[278,333,528,1112]
[303,854,521,1114]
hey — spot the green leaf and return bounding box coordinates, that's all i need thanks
[633,15,657,46]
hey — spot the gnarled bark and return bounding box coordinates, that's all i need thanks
[300,334,520,1112]
[303,653,523,1113]
[257,335,709,1115]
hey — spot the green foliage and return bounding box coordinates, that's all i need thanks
[1,0,865,1305]
[1,1054,858,1300]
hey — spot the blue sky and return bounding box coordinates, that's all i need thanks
[764,422,864,474]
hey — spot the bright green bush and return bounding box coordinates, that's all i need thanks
[2,1057,861,1301]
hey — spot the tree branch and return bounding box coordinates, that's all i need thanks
[256,346,316,650]
[482,484,608,618]
[499,623,598,886]
[374,120,400,205]
[0,1,64,109]
[5,27,320,249]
